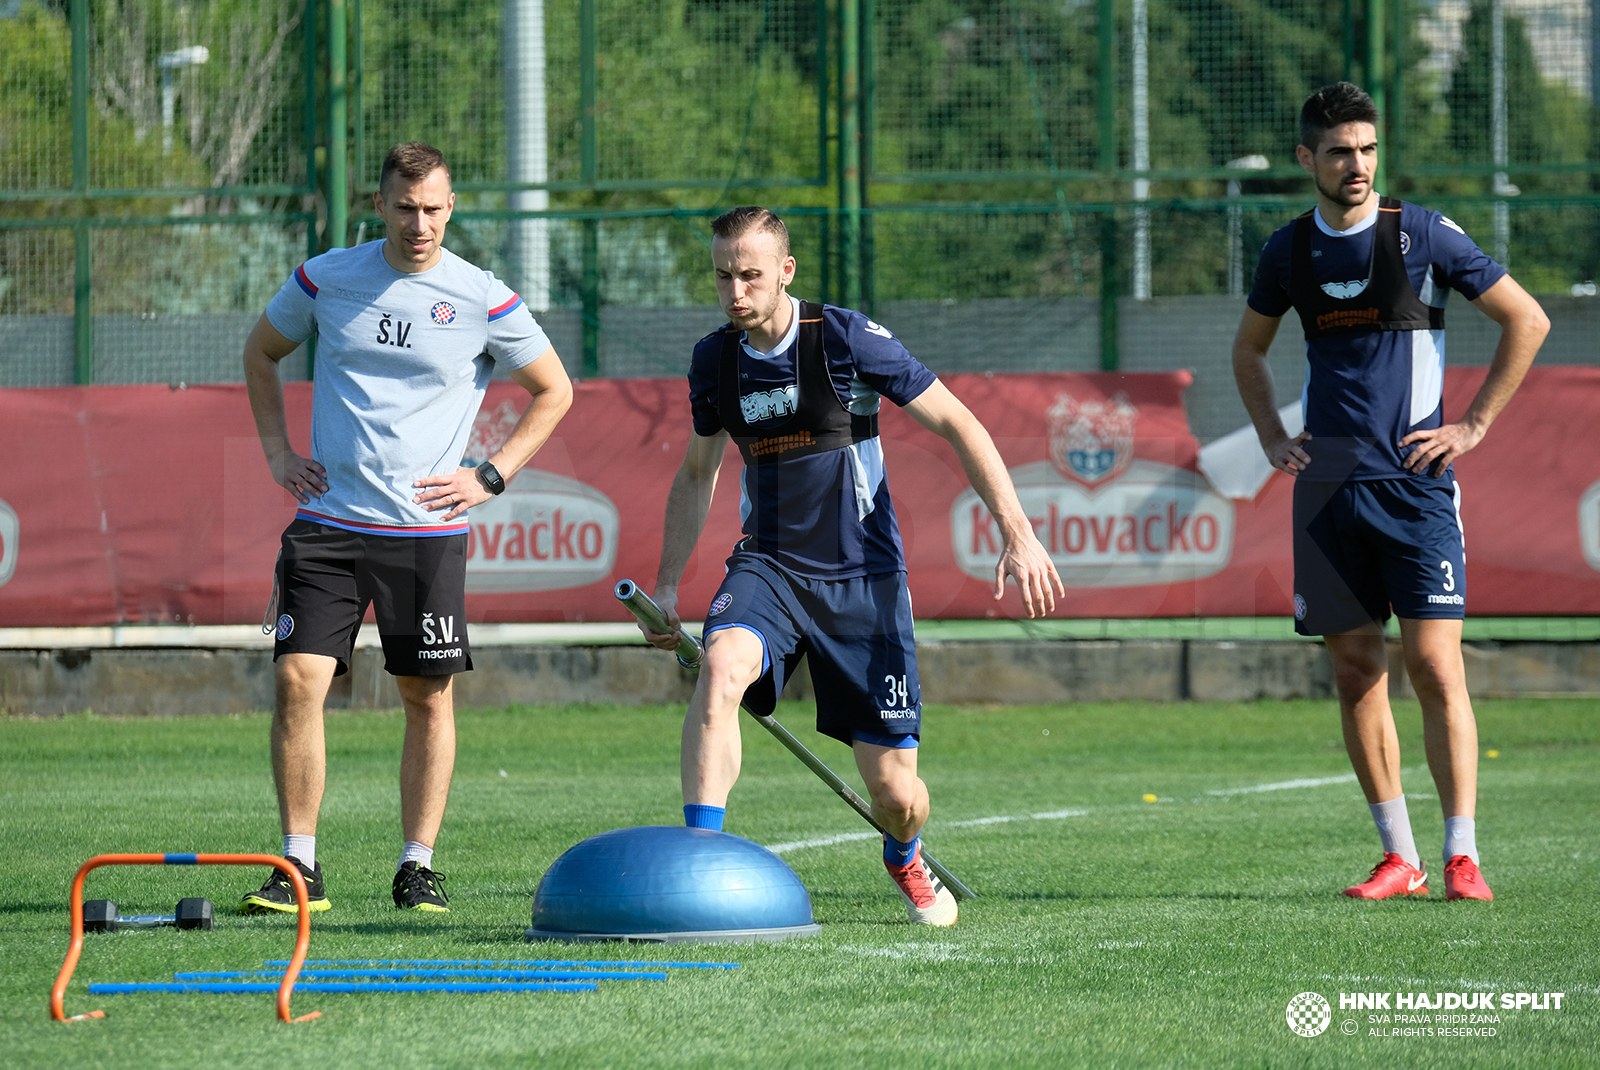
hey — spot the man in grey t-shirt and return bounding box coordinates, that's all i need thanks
[239,142,572,914]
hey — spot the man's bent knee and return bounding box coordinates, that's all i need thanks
[702,628,765,696]
[275,654,337,711]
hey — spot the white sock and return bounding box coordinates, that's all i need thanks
[1444,816,1479,865]
[284,834,316,870]
[1368,796,1421,870]
[398,841,434,871]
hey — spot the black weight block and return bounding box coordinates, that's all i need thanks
[82,899,119,933]
[174,897,214,931]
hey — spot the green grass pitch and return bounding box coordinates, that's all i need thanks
[1,698,1595,1068]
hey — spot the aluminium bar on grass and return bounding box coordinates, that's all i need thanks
[180,968,667,981]
[52,853,318,1024]
[91,981,596,995]
[268,958,741,970]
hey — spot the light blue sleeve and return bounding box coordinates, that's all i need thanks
[484,273,552,371]
[263,262,319,343]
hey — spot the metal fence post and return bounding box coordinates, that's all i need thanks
[580,0,600,377]
[1366,0,1386,195]
[840,0,861,310]
[328,0,349,249]
[859,0,875,319]
[71,0,92,385]
[1097,0,1118,371]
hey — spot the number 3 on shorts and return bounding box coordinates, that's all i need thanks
[1439,559,1455,592]
[884,674,910,709]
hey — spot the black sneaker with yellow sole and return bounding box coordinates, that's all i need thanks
[240,856,331,914]
[393,861,449,911]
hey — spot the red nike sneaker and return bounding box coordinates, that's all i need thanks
[1343,852,1429,899]
[1444,855,1493,901]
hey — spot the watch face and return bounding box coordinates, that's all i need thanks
[479,464,505,494]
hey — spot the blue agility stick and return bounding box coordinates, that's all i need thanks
[266,958,740,971]
[90,981,596,995]
[181,968,666,982]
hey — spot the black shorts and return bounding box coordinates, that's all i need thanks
[702,553,920,748]
[271,519,472,677]
[1293,476,1467,636]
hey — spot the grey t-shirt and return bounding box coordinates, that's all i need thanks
[266,242,551,536]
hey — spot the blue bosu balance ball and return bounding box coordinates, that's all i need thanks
[526,826,822,943]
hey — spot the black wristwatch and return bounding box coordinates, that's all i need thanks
[475,461,506,496]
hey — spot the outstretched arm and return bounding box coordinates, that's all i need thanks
[413,348,575,520]
[904,380,1063,618]
[243,314,327,503]
[1399,274,1548,476]
[641,431,731,648]
[1231,306,1311,474]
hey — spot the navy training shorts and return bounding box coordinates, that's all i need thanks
[271,519,472,677]
[1292,476,1466,637]
[702,553,920,747]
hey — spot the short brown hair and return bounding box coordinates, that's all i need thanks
[1300,83,1379,151]
[711,206,790,258]
[380,142,451,192]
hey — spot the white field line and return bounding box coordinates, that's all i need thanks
[1206,773,1358,796]
[764,773,1358,855]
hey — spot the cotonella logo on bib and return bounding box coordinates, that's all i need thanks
[0,498,17,587]
[952,393,1235,587]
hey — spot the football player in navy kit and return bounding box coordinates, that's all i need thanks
[1231,84,1548,901]
[639,206,1062,925]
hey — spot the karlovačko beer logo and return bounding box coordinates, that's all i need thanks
[0,498,18,587]
[462,402,618,593]
[1047,391,1137,486]
[953,393,1235,588]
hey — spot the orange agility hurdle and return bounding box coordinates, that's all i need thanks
[51,853,319,1023]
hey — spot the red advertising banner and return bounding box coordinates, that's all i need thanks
[1,367,1597,627]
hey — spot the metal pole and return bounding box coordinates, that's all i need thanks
[1366,0,1386,196]
[328,0,348,249]
[816,0,830,305]
[1131,0,1149,301]
[1096,0,1118,370]
[840,0,861,310]
[1491,0,1510,264]
[579,0,599,375]
[581,218,600,377]
[859,0,876,318]
[1227,178,1242,298]
[353,0,363,200]
[613,581,977,902]
[71,0,91,385]
[505,0,550,309]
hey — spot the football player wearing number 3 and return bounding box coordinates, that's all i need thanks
[638,207,1062,926]
[1231,85,1548,902]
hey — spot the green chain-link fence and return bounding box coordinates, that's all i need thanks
[5,0,1599,434]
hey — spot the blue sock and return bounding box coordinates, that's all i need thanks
[684,804,725,831]
[884,834,918,867]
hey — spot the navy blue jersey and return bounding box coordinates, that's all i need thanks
[1248,202,1506,483]
[688,298,937,579]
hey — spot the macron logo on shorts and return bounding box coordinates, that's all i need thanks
[275,614,294,641]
